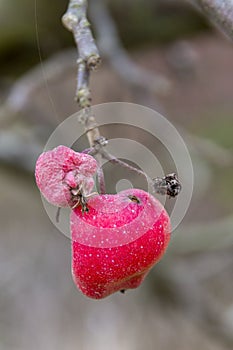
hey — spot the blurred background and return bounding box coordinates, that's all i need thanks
[0,0,233,349]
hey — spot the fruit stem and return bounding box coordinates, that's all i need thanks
[100,149,154,188]
[97,164,106,194]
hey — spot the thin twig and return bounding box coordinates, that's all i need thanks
[100,149,154,188]
[62,0,106,194]
[62,0,101,68]
[96,165,106,194]
[75,59,91,106]
[62,0,101,108]
[62,0,102,143]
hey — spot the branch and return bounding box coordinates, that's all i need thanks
[96,164,106,194]
[75,59,91,107]
[190,0,233,40]
[62,0,100,69]
[100,149,154,188]
[62,0,106,193]
[62,0,101,108]
[61,0,103,178]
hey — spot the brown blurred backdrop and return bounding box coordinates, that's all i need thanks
[0,1,233,350]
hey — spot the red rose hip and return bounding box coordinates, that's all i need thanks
[35,145,97,207]
[71,189,171,299]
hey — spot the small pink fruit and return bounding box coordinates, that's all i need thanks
[35,145,97,207]
[71,189,170,299]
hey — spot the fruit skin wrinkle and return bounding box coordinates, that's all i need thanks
[35,145,97,207]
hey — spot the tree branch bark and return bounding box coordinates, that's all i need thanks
[62,0,101,109]
[190,0,233,40]
[62,0,102,153]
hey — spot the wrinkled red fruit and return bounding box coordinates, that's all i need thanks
[35,145,97,207]
[71,189,170,299]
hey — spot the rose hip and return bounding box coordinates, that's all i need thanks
[71,189,171,299]
[35,145,97,207]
